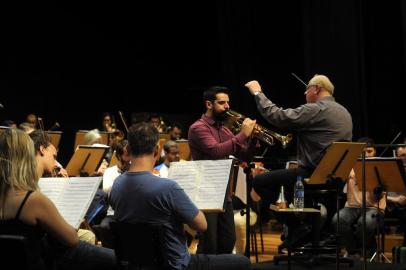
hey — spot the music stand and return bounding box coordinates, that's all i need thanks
[46,131,62,150]
[305,142,365,269]
[353,157,406,263]
[176,139,191,161]
[65,145,109,177]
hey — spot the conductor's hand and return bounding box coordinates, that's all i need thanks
[396,194,406,206]
[245,80,262,96]
[241,118,256,137]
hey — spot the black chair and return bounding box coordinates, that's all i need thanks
[110,220,169,270]
[0,234,46,270]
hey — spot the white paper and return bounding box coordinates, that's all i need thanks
[39,177,102,229]
[168,159,233,211]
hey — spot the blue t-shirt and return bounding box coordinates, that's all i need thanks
[110,171,199,269]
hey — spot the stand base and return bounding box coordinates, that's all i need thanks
[369,251,391,263]
[274,253,354,268]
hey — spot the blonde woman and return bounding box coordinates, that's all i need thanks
[0,128,116,270]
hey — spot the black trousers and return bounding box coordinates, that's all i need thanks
[197,201,236,254]
[253,167,312,206]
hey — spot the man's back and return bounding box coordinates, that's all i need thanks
[296,97,353,169]
[110,171,199,269]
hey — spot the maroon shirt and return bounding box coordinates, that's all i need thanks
[188,114,249,161]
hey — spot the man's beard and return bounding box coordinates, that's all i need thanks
[213,110,228,122]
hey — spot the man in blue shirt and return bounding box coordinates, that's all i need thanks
[110,122,251,270]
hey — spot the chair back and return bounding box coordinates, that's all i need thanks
[0,234,45,270]
[110,220,168,270]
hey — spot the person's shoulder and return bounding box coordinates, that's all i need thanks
[26,190,55,210]
[189,117,206,129]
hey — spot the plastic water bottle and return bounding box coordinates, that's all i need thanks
[294,176,304,210]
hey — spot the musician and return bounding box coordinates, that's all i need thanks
[98,139,130,248]
[245,75,353,221]
[83,129,109,175]
[25,113,38,129]
[100,112,115,133]
[29,130,96,244]
[386,143,406,246]
[110,122,251,270]
[168,122,184,141]
[154,140,180,178]
[0,128,116,270]
[149,112,167,133]
[331,137,384,257]
[19,122,36,134]
[188,86,256,254]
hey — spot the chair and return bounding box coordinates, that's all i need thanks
[110,220,169,270]
[0,234,46,270]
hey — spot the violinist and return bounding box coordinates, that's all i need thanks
[100,112,125,147]
[29,130,98,244]
[100,112,115,133]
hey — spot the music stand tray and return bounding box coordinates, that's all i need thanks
[353,157,406,194]
[305,142,366,185]
[46,131,62,150]
[66,145,109,177]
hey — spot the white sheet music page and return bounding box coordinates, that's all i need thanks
[168,159,233,210]
[39,177,102,229]
[38,178,67,204]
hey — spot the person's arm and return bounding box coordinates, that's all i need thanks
[171,183,207,232]
[245,80,320,128]
[387,193,406,206]
[26,191,79,247]
[188,210,207,232]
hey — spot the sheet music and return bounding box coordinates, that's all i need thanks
[39,177,102,229]
[234,166,247,204]
[38,178,67,203]
[168,159,233,210]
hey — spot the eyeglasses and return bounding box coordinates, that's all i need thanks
[304,85,316,94]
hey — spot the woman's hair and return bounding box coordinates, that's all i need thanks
[84,129,102,145]
[0,128,38,216]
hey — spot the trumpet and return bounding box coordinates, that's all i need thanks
[224,110,293,148]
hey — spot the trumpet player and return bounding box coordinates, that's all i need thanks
[244,75,353,224]
[188,86,257,255]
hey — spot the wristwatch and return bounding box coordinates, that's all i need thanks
[254,91,262,96]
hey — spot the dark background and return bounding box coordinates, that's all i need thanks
[1,1,405,165]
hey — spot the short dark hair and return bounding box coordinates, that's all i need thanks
[29,130,51,152]
[113,139,128,157]
[127,123,159,157]
[203,86,230,102]
[357,137,375,147]
[169,122,183,131]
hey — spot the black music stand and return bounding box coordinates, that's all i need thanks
[353,157,406,263]
[305,142,365,269]
[65,145,109,177]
